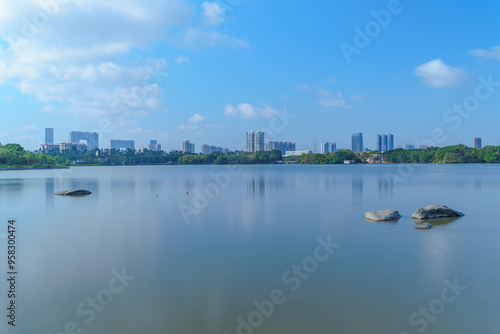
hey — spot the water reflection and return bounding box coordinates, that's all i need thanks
[247,174,265,200]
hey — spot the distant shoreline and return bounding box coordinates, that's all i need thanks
[0,167,70,171]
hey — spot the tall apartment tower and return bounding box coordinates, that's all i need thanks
[246,130,265,153]
[321,142,330,154]
[382,134,388,152]
[376,135,382,152]
[246,131,255,153]
[474,137,482,149]
[45,128,54,144]
[351,133,363,153]
[182,140,195,154]
[388,134,394,151]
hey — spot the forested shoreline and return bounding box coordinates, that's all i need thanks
[2,143,500,169]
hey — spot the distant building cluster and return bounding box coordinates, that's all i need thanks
[246,130,265,153]
[182,140,195,154]
[38,127,484,156]
[320,142,337,154]
[111,140,135,150]
[376,134,394,152]
[201,145,229,155]
[41,128,100,153]
[265,141,296,155]
[147,140,162,152]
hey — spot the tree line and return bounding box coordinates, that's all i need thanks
[3,143,500,168]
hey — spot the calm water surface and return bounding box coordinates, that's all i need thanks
[1,164,499,334]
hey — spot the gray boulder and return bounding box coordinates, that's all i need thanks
[365,209,401,221]
[55,189,92,196]
[415,223,433,229]
[411,205,463,220]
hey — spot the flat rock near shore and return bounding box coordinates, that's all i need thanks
[55,190,92,196]
[365,209,401,221]
[411,204,463,219]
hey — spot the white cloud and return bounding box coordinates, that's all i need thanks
[350,95,369,102]
[0,0,248,126]
[297,84,353,109]
[414,59,467,88]
[468,46,500,62]
[224,103,278,119]
[202,2,225,26]
[171,28,249,49]
[188,113,205,123]
[175,56,191,63]
[177,124,198,131]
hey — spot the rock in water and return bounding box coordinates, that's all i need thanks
[54,190,92,196]
[411,205,463,219]
[415,223,433,229]
[365,209,401,221]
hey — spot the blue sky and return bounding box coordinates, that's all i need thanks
[1,0,500,151]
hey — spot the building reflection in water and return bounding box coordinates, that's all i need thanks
[351,177,363,204]
[377,174,394,197]
[45,178,55,212]
[247,174,265,200]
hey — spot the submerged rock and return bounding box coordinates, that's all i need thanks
[365,209,401,221]
[415,223,433,229]
[55,190,92,196]
[411,205,463,220]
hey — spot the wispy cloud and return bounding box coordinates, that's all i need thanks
[414,59,467,88]
[297,84,353,109]
[175,56,191,63]
[177,124,199,131]
[202,2,226,26]
[468,46,500,62]
[350,95,369,103]
[188,113,205,123]
[224,103,278,119]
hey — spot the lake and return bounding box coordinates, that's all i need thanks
[1,164,499,334]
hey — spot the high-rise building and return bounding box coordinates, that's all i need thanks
[182,140,195,154]
[110,140,135,150]
[69,131,99,151]
[388,134,394,151]
[376,135,382,152]
[474,137,482,149]
[147,140,161,151]
[254,130,265,152]
[246,131,255,153]
[331,142,337,153]
[351,132,363,153]
[382,134,388,152]
[404,144,415,150]
[321,142,330,154]
[246,130,265,153]
[45,128,54,144]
